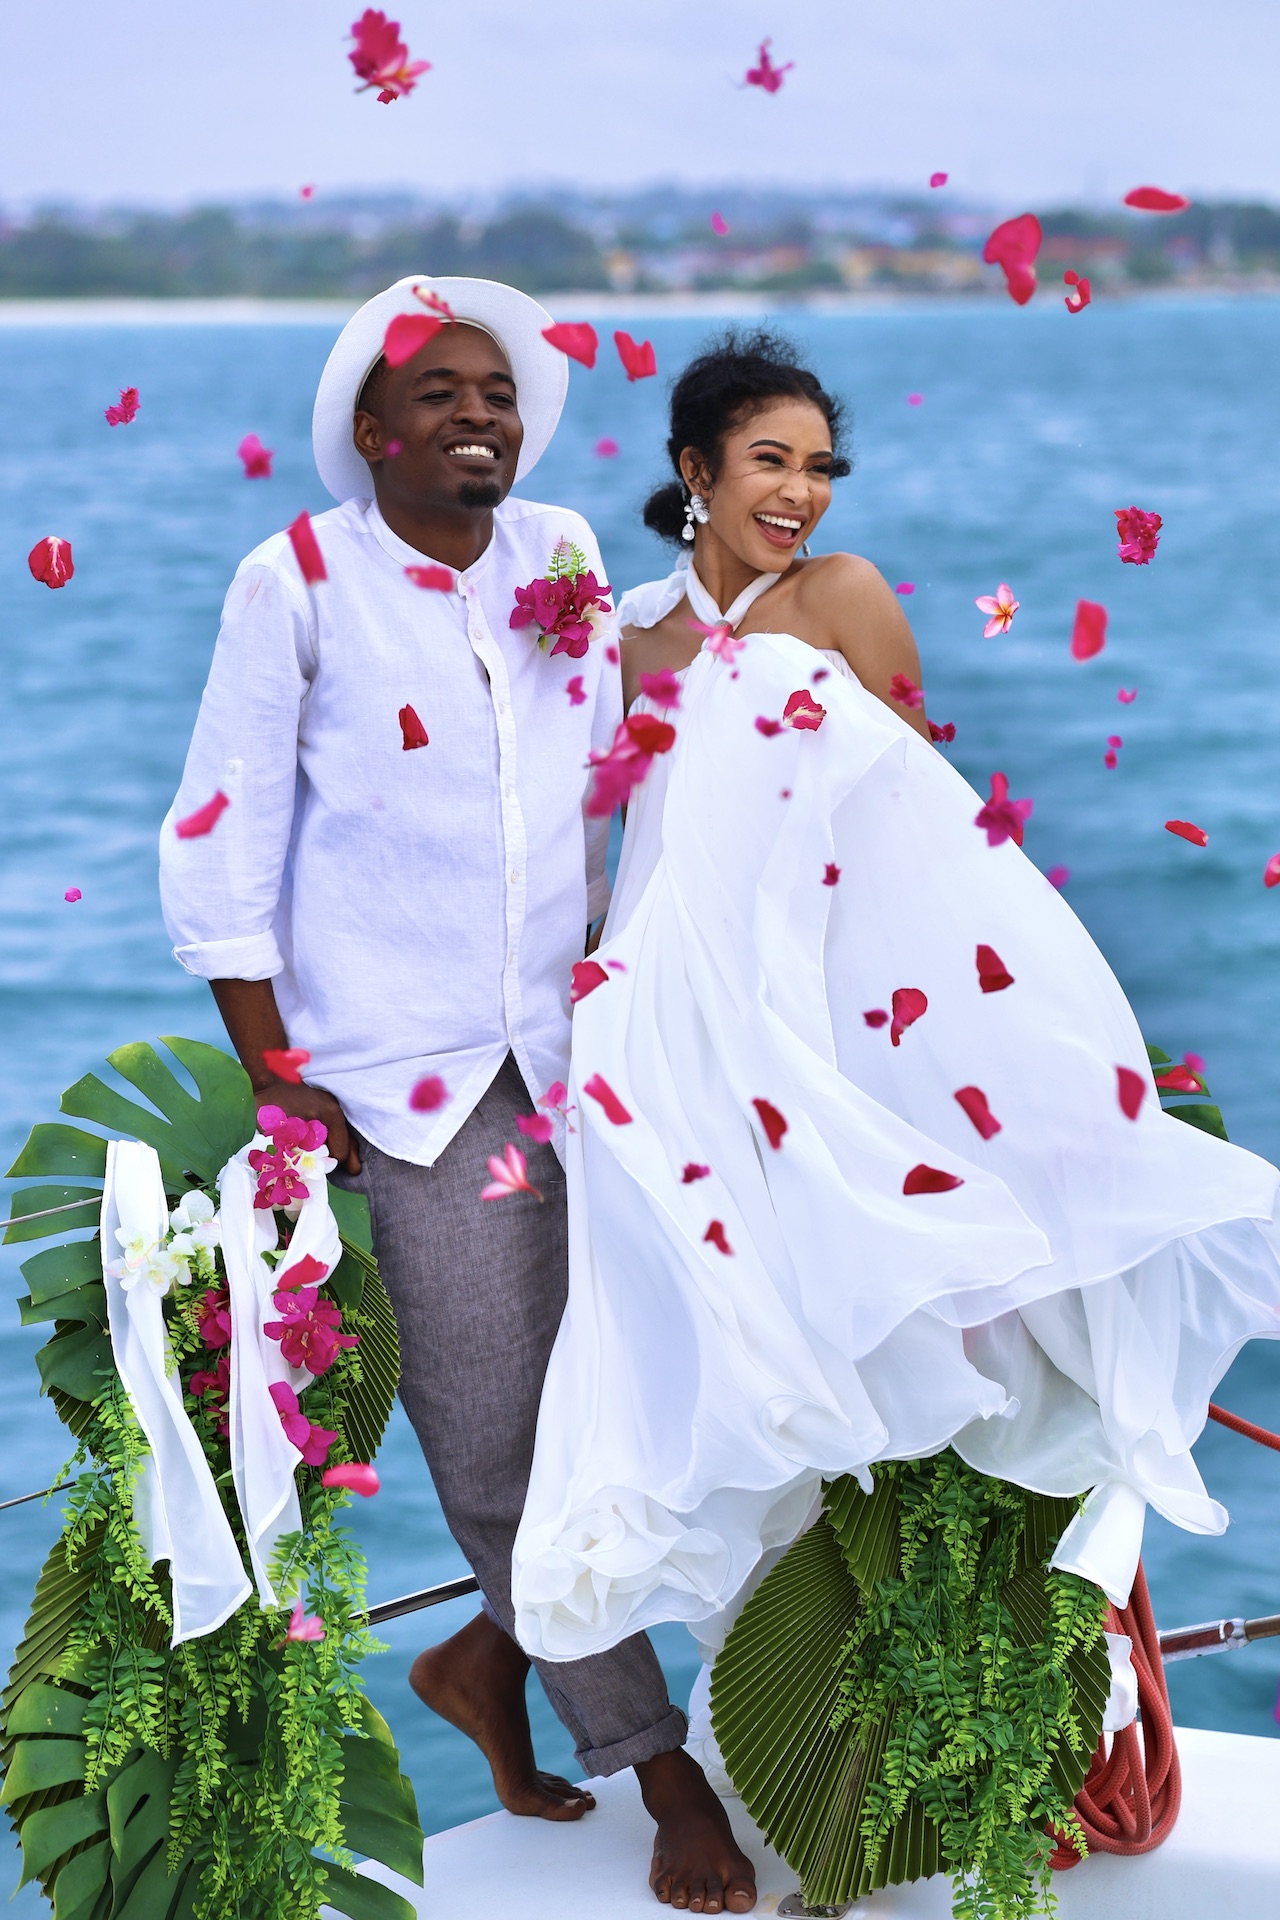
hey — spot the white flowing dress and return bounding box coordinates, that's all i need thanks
[512,562,1280,1664]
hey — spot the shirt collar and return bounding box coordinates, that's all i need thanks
[364,497,499,587]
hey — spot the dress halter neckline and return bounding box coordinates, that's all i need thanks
[685,563,783,633]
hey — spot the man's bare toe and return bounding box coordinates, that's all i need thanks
[536,1770,595,1808]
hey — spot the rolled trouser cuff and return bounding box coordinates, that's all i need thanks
[576,1703,690,1778]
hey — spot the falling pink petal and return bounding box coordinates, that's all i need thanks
[285,1603,326,1643]
[1154,1064,1202,1094]
[238,432,274,478]
[288,511,327,584]
[955,1085,1002,1140]
[481,1141,543,1202]
[1265,853,1280,889]
[1124,185,1190,213]
[386,439,402,458]
[605,958,627,972]
[704,1220,733,1254]
[974,771,1033,848]
[542,322,598,368]
[890,986,928,1047]
[409,1074,449,1113]
[405,564,454,590]
[929,720,956,744]
[1117,688,1137,703]
[1108,734,1123,749]
[889,672,923,709]
[682,1163,711,1183]
[322,1462,380,1496]
[566,674,587,706]
[983,214,1042,303]
[63,887,82,903]
[1063,272,1092,313]
[639,669,682,708]
[300,184,315,200]
[1184,1051,1206,1074]
[1070,599,1107,661]
[1046,865,1070,889]
[783,689,826,730]
[1115,506,1162,565]
[906,393,923,406]
[570,959,609,1002]
[823,863,841,886]
[605,644,620,665]
[383,311,445,369]
[976,944,1014,993]
[263,1048,311,1085]
[929,172,949,189]
[1116,1066,1147,1120]
[594,436,621,457]
[811,668,829,682]
[517,1112,555,1144]
[863,1008,890,1028]
[275,1253,330,1292]
[399,703,429,749]
[28,536,74,588]
[1104,750,1118,769]
[779,788,792,801]
[614,331,656,381]
[1165,819,1207,847]
[348,8,432,102]
[583,1072,632,1125]
[744,37,793,92]
[895,582,915,595]
[755,716,784,737]
[711,210,730,236]
[752,1098,788,1150]
[903,1163,964,1195]
[975,582,1019,637]
[175,790,230,839]
[104,386,140,426]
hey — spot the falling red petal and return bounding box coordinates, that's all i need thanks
[1047,865,1070,889]
[682,1163,711,1183]
[1124,186,1190,213]
[614,331,657,381]
[1165,819,1208,847]
[976,944,1014,992]
[409,1074,449,1113]
[1265,853,1280,889]
[954,1085,1002,1140]
[595,437,621,457]
[823,863,841,886]
[929,720,956,744]
[1116,1066,1147,1119]
[104,386,140,426]
[175,790,230,839]
[704,1220,733,1254]
[752,1098,788,1150]
[287,511,327,584]
[1070,599,1108,661]
[321,1462,380,1496]
[1154,1065,1201,1094]
[383,311,445,369]
[566,675,587,706]
[27,536,74,588]
[863,1008,890,1028]
[516,1112,556,1144]
[405,564,454,590]
[888,672,923,710]
[903,1163,965,1195]
[570,959,609,1003]
[929,172,948,189]
[890,986,928,1046]
[583,1072,633,1125]
[542,322,599,368]
[262,1048,311,1085]
[399,703,429,749]
[782,689,826,730]
[755,716,783,737]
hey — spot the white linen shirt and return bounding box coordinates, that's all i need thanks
[160,494,622,1165]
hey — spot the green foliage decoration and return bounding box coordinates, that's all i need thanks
[1,1039,424,1920]
[712,1455,1110,1920]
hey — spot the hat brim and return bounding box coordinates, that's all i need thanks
[312,275,570,502]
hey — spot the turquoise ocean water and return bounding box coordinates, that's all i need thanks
[1,296,1278,1901]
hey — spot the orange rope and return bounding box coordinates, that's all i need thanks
[1207,1401,1280,1452]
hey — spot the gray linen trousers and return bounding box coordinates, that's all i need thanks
[338,1053,687,1775]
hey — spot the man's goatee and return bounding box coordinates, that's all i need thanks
[458,479,503,509]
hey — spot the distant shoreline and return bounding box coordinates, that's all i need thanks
[1,286,1278,327]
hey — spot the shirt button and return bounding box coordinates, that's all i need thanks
[510,868,521,885]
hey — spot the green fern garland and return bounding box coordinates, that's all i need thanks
[0,1037,425,1920]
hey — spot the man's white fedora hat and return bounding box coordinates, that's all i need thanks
[312,274,570,503]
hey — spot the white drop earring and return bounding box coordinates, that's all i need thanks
[682,492,710,542]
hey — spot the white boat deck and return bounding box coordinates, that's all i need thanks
[347,1726,1280,1919]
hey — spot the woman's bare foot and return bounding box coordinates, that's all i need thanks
[636,1748,756,1913]
[410,1612,597,1822]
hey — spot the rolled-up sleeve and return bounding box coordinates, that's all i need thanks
[160,559,315,981]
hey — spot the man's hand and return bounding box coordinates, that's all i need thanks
[255,1077,361,1175]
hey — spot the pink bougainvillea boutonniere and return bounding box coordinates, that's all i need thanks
[510,537,613,661]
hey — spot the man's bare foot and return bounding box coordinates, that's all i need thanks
[637,1748,756,1913]
[410,1612,596,1823]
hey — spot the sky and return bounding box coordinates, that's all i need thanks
[3,0,1280,211]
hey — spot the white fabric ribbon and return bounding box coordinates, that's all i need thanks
[100,1141,252,1644]
[615,558,782,638]
[219,1147,343,1606]
[684,563,781,632]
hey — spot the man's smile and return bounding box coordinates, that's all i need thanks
[443,437,501,462]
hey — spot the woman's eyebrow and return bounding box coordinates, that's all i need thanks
[747,437,834,457]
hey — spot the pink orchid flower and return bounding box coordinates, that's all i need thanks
[975,772,1033,848]
[284,1603,326,1643]
[409,1074,448,1113]
[481,1142,543,1203]
[288,511,327,584]
[264,1288,358,1375]
[104,386,140,426]
[348,8,431,101]
[237,432,274,478]
[975,583,1019,637]
[322,1462,381,1497]
[1063,270,1092,313]
[745,38,793,92]
[28,536,74,589]
[1115,506,1162,565]
[175,791,230,840]
[889,672,923,710]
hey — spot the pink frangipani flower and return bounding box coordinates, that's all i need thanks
[481,1142,543,1202]
[284,1603,325,1642]
[975,583,1019,637]
[745,38,793,92]
[348,8,431,102]
[104,387,140,426]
